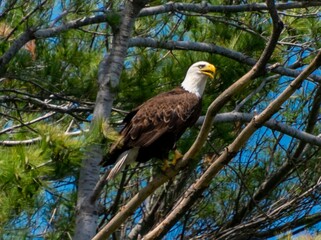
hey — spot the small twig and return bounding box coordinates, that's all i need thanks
[0,129,88,146]
[0,111,56,135]
[234,76,273,112]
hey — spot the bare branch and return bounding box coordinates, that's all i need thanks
[129,38,321,83]
[0,129,87,146]
[0,111,56,135]
[139,1,321,17]
[216,177,321,239]
[197,112,321,147]
[255,212,321,239]
[0,137,42,146]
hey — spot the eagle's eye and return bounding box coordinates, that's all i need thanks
[198,64,205,69]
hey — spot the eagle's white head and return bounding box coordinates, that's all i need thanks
[181,61,216,98]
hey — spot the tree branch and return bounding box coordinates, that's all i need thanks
[0,95,92,113]
[129,38,321,83]
[0,111,56,135]
[139,1,321,17]
[255,212,321,239]
[2,111,320,148]
[0,29,34,75]
[197,112,321,147]
[0,129,87,146]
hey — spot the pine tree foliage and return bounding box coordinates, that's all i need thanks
[0,0,321,239]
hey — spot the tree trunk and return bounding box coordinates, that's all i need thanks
[73,1,149,239]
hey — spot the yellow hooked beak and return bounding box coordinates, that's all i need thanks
[200,63,216,79]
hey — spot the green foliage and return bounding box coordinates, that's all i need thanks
[106,11,122,32]
[0,124,84,235]
[38,125,84,178]
[0,146,47,222]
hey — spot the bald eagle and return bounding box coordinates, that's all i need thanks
[101,61,216,179]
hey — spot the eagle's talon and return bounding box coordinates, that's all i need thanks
[161,150,183,171]
[173,150,183,164]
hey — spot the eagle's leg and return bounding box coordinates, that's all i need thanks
[172,149,183,166]
[161,150,183,171]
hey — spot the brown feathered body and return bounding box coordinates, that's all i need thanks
[101,61,216,179]
[102,86,202,167]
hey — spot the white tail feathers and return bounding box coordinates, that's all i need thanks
[107,148,139,180]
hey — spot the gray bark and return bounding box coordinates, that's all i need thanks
[74,144,102,240]
[74,1,149,239]
[139,1,321,16]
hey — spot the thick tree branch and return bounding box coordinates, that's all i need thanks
[0,29,34,75]
[139,1,321,17]
[197,112,321,147]
[74,2,146,239]
[129,38,321,83]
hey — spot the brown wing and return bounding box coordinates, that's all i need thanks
[101,87,202,166]
[121,87,202,148]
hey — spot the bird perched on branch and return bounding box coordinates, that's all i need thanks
[101,61,216,180]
